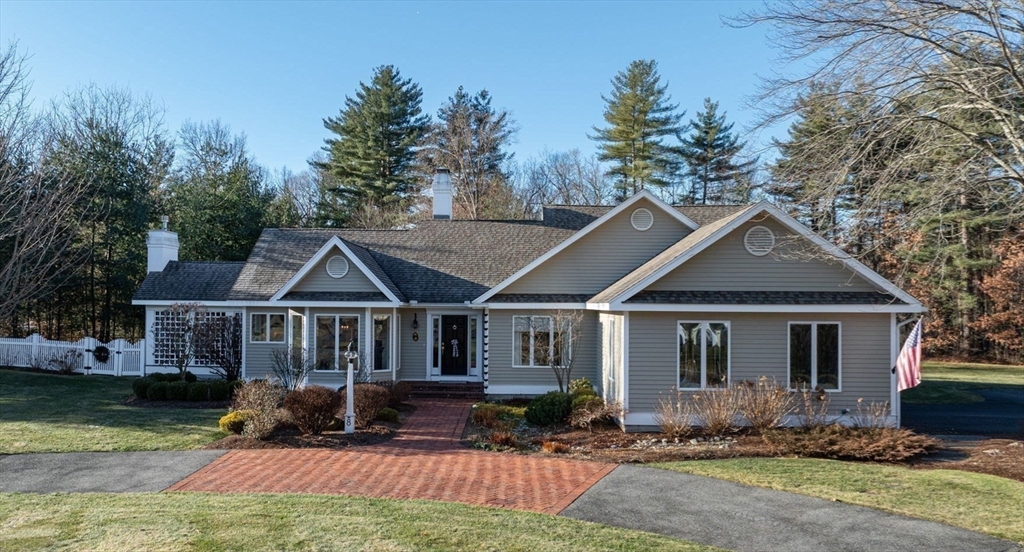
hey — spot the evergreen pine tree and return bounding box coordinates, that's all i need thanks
[316,66,429,223]
[590,60,683,199]
[678,98,755,205]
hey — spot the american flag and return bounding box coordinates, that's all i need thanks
[894,319,923,392]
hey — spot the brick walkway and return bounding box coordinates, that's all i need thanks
[167,399,615,514]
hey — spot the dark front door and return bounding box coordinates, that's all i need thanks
[440,315,469,376]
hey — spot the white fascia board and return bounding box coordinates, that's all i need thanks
[609,201,924,309]
[481,303,588,310]
[472,190,698,304]
[269,236,400,303]
[586,302,927,313]
[133,300,400,308]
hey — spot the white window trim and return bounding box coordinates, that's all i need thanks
[787,321,843,393]
[512,315,571,369]
[425,311,483,380]
[312,313,361,372]
[372,314,392,372]
[676,320,732,390]
[249,312,286,343]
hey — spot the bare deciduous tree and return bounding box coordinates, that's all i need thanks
[517,149,614,210]
[0,43,93,322]
[529,310,585,393]
[151,302,208,378]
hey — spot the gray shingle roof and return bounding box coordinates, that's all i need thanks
[625,290,905,305]
[541,204,748,229]
[134,261,244,302]
[490,294,593,303]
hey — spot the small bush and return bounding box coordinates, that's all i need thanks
[737,377,795,433]
[763,425,938,462]
[851,398,891,428]
[572,394,601,412]
[389,381,412,406]
[541,440,571,454]
[569,397,622,432]
[233,379,283,439]
[353,383,391,428]
[798,388,831,428]
[148,373,171,382]
[376,407,400,423]
[489,430,518,448]
[47,350,82,375]
[167,381,190,401]
[654,388,695,439]
[187,382,210,402]
[132,377,154,399]
[284,386,342,435]
[569,378,596,397]
[472,404,502,428]
[183,371,198,383]
[691,387,742,435]
[209,380,231,401]
[219,410,254,434]
[524,391,572,426]
[146,381,168,401]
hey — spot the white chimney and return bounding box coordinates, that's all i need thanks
[432,168,452,220]
[147,215,179,272]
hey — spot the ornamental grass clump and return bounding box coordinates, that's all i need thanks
[284,386,341,435]
[798,388,831,428]
[851,398,891,428]
[232,379,282,439]
[737,377,795,433]
[691,386,742,436]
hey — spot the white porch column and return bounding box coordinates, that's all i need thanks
[482,308,490,392]
[392,307,397,382]
[365,307,372,373]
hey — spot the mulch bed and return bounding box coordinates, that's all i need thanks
[911,438,1024,482]
[205,424,397,450]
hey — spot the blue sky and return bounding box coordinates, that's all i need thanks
[1,1,783,174]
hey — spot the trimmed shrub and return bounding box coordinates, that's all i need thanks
[691,387,742,435]
[524,392,572,426]
[569,378,596,397]
[132,377,154,399]
[541,440,571,454]
[148,373,171,382]
[353,383,391,428]
[233,379,283,439]
[146,381,168,401]
[376,407,400,423]
[167,381,190,401]
[183,371,198,383]
[219,410,254,434]
[284,386,342,435]
[654,388,695,439]
[388,381,413,406]
[762,425,938,462]
[489,430,518,448]
[209,380,231,401]
[187,382,210,402]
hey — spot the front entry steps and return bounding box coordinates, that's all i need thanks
[409,382,485,401]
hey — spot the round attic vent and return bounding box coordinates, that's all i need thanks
[744,225,776,256]
[325,255,350,278]
[631,208,654,231]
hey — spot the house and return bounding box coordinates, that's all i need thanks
[133,169,926,430]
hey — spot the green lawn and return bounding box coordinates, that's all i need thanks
[655,458,1024,544]
[0,370,225,453]
[901,361,1024,404]
[0,492,716,552]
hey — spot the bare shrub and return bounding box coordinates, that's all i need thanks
[569,397,622,432]
[763,425,937,462]
[376,380,412,407]
[737,377,795,433]
[353,383,390,428]
[47,350,82,375]
[471,404,502,429]
[798,388,831,428]
[232,379,283,440]
[284,386,341,435]
[541,441,571,454]
[269,348,315,391]
[691,387,742,436]
[654,388,695,439]
[851,398,891,429]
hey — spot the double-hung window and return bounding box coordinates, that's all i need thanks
[513,315,569,368]
[788,322,841,391]
[677,321,730,389]
[250,313,285,343]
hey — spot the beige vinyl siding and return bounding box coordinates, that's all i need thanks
[243,307,289,380]
[504,198,692,295]
[397,308,427,380]
[627,312,892,415]
[291,246,380,293]
[487,309,598,390]
[647,219,877,292]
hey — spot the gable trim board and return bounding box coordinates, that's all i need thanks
[585,304,924,313]
[472,190,698,304]
[589,202,925,312]
[270,236,401,303]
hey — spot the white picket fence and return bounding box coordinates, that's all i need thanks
[0,334,144,377]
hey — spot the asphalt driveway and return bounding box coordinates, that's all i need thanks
[903,387,1024,436]
[562,465,1021,552]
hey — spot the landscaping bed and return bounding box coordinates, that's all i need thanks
[206,423,397,449]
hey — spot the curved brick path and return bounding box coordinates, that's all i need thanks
[167,399,615,514]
